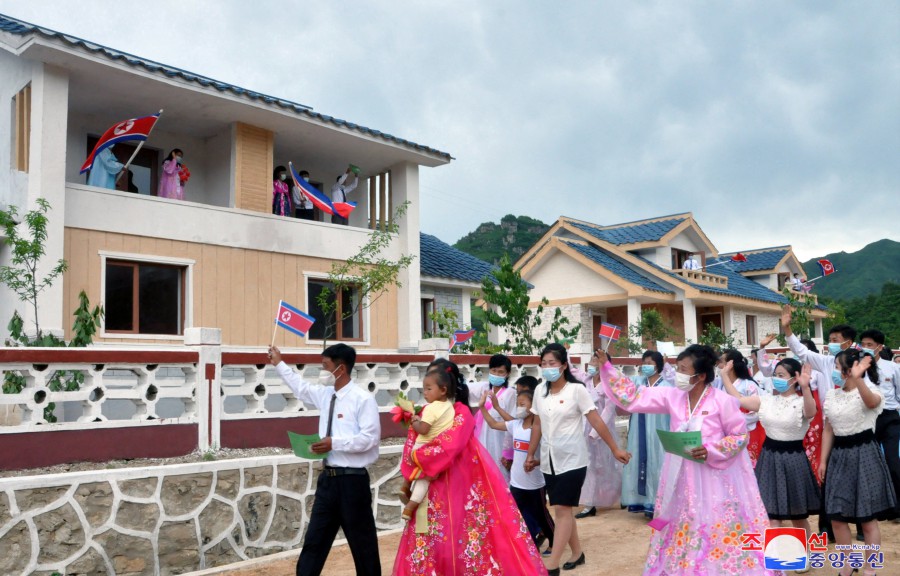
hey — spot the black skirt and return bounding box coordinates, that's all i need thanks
[543,466,587,507]
[824,430,898,523]
[755,438,821,520]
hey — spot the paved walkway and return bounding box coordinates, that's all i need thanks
[190,509,900,575]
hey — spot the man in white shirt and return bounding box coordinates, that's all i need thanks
[790,273,804,291]
[268,343,381,576]
[683,254,701,270]
[860,329,900,516]
[330,168,358,225]
[292,169,315,221]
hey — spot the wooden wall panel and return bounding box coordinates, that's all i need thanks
[61,228,401,350]
[234,123,274,214]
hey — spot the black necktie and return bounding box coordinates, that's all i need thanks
[325,393,337,437]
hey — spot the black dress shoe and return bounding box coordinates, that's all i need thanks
[547,568,560,576]
[563,553,585,570]
[575,506,596,519]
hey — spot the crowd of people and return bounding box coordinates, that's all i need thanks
[267,304,900,576]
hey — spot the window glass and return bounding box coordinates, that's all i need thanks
[105,263,134,331]
[139,265,182,335]
[105,260,184,335]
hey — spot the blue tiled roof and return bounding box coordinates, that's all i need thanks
[711,248,790,273]
[637,257,788,304]
[0,13,451,161]
[420,233,497,285]
[571,217,685,246]
[562,241,673,294]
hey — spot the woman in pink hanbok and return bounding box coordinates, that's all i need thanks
[392,359,546,576]
[599,345,778,576]
[157,149,184,200]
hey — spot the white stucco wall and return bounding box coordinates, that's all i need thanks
[0,49,36,324]
[527,252,623,302]
[667,231,703,253]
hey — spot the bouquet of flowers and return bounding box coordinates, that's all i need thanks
[179,164,191,186]
[390,391,422,428]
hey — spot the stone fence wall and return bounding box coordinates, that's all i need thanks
[0,447,404,576]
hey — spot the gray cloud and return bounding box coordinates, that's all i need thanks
[3,0,897,260]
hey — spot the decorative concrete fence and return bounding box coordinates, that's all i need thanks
[0,447,404,576]
[0,330,554,471]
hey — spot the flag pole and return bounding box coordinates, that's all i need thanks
[270,300,281,349]
[116,109,164,183]
[703,260,732,270]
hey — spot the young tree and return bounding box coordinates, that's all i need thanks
[776,287,819,346]
[0,198,68,340]
[610,308,677,356]
[478,254,580,355]
[697,322,738,352]
[315,202,415,347]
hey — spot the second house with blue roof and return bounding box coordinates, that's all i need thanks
[515,213,827,355]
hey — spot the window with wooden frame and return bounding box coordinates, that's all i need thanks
[307,278,364,341]
[13,84,31,172]
[105,260,186,335]
[746,315,758,347]
[421,298,436,337]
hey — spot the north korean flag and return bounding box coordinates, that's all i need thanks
[275,300,315,338]
[598,323,622,342]
[449,329,476,351]
[289,162,357,219]
[80,112,161,173]
[817,259,836,276]
[731,253,748,262]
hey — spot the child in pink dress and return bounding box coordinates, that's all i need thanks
[157,149,184,200]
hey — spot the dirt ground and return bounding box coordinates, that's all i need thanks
[205,508,900,575]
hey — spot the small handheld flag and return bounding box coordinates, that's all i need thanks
[449,329,476,351]
[274,301,315,338]
[80,112,161,174]
[289,162,357,219]
[598,323,621,352]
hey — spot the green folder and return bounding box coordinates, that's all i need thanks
[656,429,704,462]
[288,431,327,460]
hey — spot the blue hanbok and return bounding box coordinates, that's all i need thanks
[621,368,674,515]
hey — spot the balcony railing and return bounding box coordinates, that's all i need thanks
[674,268,729,289]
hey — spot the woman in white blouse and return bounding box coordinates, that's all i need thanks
[524,343,631,575]
[821,349,896,576]
[721,358,820,536]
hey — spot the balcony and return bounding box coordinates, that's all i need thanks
[673,268,729,289]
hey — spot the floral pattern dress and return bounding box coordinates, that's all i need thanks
[393,402,547,576]
[599,362,779,576]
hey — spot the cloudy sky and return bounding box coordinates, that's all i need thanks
[2,1,897,260]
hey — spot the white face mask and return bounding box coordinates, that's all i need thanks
[318,368,339,386]
[302,176,310,182]
[675,371,696,392]
[279,174,287,181]
[515,407,530,419]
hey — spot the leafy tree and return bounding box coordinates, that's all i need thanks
[315,202,415,348]
[478,254,580,355]
[826,282,900,347]
[697,322,738,353]
[609,309,678,356]
[4,291,103,422]
[0,198,68,339]
[776,287,819,346]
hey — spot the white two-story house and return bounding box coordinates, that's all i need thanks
[0,13,452,352]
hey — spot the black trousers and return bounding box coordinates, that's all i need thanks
[875,409,900,511]
[296,471,381,576]
[510,486,555,548]
[295,208,315,220]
